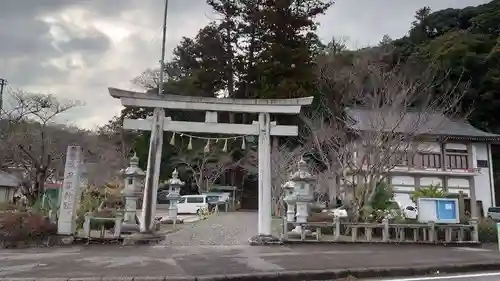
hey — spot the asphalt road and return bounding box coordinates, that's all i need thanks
[372,271,500,281]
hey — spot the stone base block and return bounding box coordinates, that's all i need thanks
[120,222,140,234]
[160,218,184,224]
[122,231,165,246]
[60,236,75,245]
[286,231,318,240]
[248,234,283,246]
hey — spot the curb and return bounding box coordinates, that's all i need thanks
[282,240,482,247]
[193,262,500,280]
[2,261,500,281]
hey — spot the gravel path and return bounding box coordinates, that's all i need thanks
[161,211,258,246]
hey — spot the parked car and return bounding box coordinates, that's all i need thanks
[321,206,348,218]
[487,207,500,220]
[402,205,418,219]
[177,194,218,214]
[332,207,348,218]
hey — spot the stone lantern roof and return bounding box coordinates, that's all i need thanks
[121,154,145,178]
[290,158,315,182]
[282,178,295,190]
[167,169,184,186]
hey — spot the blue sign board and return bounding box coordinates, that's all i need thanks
[436,199,458,221]
[417,198,459,224]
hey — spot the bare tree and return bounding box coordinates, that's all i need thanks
[323,35,349,55]
[240,145,304,216]
[91,116,136,185]
[171,140,239,194]
[0,90,47,167]
[3,91,80,204]
[303,52,466,221]
[131,68,161,90]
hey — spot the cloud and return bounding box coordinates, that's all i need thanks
[0,0,491,129]
[1,0,213,129]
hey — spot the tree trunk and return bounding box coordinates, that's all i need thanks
[328,175,339,205]
[26,169,47,206]
[350,202,361,222]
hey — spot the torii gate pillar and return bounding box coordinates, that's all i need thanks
[109,88,313,244]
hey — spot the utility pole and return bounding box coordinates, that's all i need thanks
[139,0,169,233]
[0,78,6,112]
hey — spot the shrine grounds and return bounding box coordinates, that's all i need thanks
[2,212,500,280]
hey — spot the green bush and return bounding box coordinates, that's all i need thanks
[411,184,446,203]
[478,218,497,243]
[370,182,394,211]
[76,186,123,230]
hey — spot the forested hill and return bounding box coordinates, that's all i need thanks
[390,0,500,133]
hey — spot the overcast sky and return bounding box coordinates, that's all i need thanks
[0,0,489,129]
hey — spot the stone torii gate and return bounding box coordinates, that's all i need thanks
[109,87,312,243]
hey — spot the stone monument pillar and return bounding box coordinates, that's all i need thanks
[120,154,145,233]
[166,169,183,224]
[58,146,84,236]
[290,158,315,234]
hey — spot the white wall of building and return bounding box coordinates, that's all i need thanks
[473,142,495,213]
[421,177,443,187]
[348,139,496,215]
[393,193,413,208]
[391,176,415,207]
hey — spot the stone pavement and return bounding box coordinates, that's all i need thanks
[161,211,261,245]
[1,243,500,279]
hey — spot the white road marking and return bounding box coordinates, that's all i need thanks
[381,271,500,280]
[453,247,492,252]
[235,256,285,271]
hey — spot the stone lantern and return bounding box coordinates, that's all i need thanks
[290,157,315,233]
[120,154,145,232]
[166,169,184,223]
[282,179,296,223]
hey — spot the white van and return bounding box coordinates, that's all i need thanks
[177,194,219,214]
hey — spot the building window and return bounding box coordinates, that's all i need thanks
[445,148,468,169]
[446,154,468,169]
[420,153,441,168]
[394,152,413,166]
